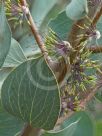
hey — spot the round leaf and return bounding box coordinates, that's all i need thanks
[3,38,27,68]
[42,121,78,136]
[0,101,23,136]
[61,111,94,136]
[49,11,73,40]
[95,121,102,136]
[31,0,58,27]
[1,57,60,130]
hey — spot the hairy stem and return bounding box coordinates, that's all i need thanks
[19,0,50,62]
[19,0,69,83]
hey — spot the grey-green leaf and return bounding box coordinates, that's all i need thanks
[1,57,60,130]
[0,68,12,91]
[95,120,102,136]
[0,3,11,67]
[3,38,27,67]
[95,87,102,102]
[31,0,58,27]
[0,101,23,136]
[61,111,94,136]
[49,11,73,40]
[96,16,102,44]
[66,0,88,20]
[19,34,40,58]
[42,121,78,136]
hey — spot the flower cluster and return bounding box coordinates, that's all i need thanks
[45,28,100,114]
[60,85,80,115]
[61,47,100,113]
[5,0,22,22]
[77,21,101,43]
[67,49,98,92]
[85,25,101,41]
[45,28,74,60]
[2,0,30,27]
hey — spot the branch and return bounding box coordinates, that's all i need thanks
[92,5,102,26]
[88,46,102,53]
[19,0,69,83]
[19,0,50,62]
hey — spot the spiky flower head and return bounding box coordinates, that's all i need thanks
[67,48,98,92]
[60,44,100,114]
[4,0,22,21]
[1,0,30,27]
[45,25,100,115]
[85,25,101,40]
[45,28,74,60]
[61,85,80,114]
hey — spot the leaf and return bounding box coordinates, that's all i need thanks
[96,16,102,44]
[3,38,27,68]
[66,0,88,20]
[0,68,12,91]
[13,21,30,41]
[0,2,11,67]
[95,87,102,102]
[95,120,102,136]
[61,111,94,136]
[30,0,58,27]
[0,101,23,136]
[40,1,70,30]
[42,121,78,136]
[1,56,60,130]
[49,11,73,40]
[89,17,102,68]
[19,34,40,58]
[14,25,40,58]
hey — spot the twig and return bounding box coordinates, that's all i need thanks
[19,0,50,62]
[68,20,83,47]
[79,85,101,108]
[19,0,69,83]
[92,5,102,25]
[88,46,102,53]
